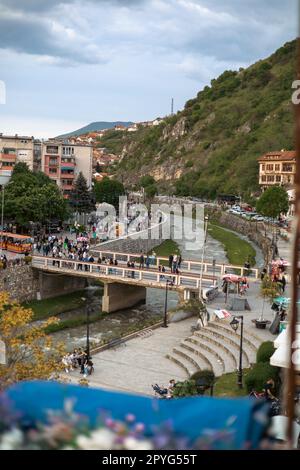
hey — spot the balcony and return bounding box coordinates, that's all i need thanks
[61,181,73,188]
[60,172,75,179]
[0,153,16,162]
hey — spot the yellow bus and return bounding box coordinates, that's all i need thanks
[0,232,32,254]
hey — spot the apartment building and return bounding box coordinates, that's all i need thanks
[41,141,93,198]
[0,134,34,178]
[258,150,296,189]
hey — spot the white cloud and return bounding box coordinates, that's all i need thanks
[0,0,297,136]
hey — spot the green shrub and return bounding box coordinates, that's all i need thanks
[173,380,198,398]
[245,362,279,393]
[256,341,275,364]
[24,256,32,265]
[191,369,215,386]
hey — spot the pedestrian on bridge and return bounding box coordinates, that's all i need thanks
[146,256,150,269]
[169,254,173,271]
[131,262,135,278]
[139,253,145,269]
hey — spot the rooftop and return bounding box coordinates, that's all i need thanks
[258,150,296,161]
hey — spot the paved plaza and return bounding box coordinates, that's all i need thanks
[67,278,277,396]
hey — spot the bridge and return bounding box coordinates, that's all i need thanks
[32,252,259,313]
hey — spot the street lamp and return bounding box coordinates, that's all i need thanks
[81,296,92,359]
[199,215,209,300]
[230,315,244,389]
[162,279,171,328]
[0,172,11,255]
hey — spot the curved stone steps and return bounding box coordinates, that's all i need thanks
[185,336,230,374]
[181,340,224,377]
[193,330,241,369]
[172,347,202,374]
[165,353,192,378]
[199,327,254,366]
[208,321,261,350]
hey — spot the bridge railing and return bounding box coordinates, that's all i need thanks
[31,256,216,289]
[89,249,259,279]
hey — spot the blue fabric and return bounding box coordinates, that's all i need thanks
[6,381,269,449]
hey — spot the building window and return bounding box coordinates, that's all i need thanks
[46,145,59,154]
[267,175,274,182]
[49,168,57,174]
[261,175,267,182]
[1,161,15,167]
[63,146,74,156]
[261,164,265,171]
[282,163,293,172]
[3,148,15,155]
[276,175,281,182]
[266,164,274,171]
[275,164,280,172]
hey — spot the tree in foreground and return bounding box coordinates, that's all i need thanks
[0,292,64,390]
[69,172,96,214]
[256,186,289,219]
[93,177,125,208]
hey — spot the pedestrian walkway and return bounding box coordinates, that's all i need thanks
[67,280,276,396]
[68,319,194,396]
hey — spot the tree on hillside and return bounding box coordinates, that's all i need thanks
[0,292,64,390]
[256,186,289,219]
[139,175,156,188]
[69,172,96,214]
[93,177,125,208]
[2,164,68,227]
[144,183,157,200]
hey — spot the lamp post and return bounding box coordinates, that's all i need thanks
[199,215,209,300]
[81,296,92,359]
[0,172,11,255]
[230,315,244,389]
[162,279,171,328]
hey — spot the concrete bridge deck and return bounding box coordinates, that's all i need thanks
[32,255,219,292]
[32,254,259,290]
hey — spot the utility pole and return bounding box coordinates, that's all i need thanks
[171,98,174,116]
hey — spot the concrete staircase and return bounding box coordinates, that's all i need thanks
[166,319,261,378]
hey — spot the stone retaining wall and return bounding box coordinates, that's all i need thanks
[0,264,39,302]
[92,220,165,254]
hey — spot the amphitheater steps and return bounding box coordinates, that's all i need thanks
[165,351,196,378]
[198,327,255,366]
[166,318,263,379]
[182,339,224,377]
[194,329,250,368]
[188,335,236,374]
[208,321,261,351]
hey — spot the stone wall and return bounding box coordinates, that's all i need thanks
[92,220,164,255]
[0,264,39,302]
[0,265,87,303]
[209,209,273,264]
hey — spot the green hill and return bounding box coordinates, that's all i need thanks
[57,121,134,138]
[108,40,296,199]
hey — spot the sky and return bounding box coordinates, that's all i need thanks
[0,0,298,138]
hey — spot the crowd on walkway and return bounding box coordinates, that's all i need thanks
[33,239,184,283]
[62,349,94,378]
